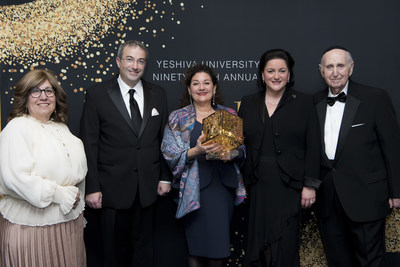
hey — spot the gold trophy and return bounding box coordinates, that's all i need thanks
[201,109,243,160]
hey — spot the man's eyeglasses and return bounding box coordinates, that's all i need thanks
[120,58,146,65]
[30,88,55,98]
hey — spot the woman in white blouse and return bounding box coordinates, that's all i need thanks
[0,69,87,267]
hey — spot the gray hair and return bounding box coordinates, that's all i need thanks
[117,40,148,59]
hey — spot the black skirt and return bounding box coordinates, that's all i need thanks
[246,113,301,267]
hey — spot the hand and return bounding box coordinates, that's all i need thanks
[196,134,223,154]
[389,198,400,208]
[157,182,171,196]
[301,186,316,209]
[188,134,223,159]
[85,192,102,209]
[72,191,80,209]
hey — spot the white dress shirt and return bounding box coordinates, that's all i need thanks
[118,76,144,118]
[324,82,349,160]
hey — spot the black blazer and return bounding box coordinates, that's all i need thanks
[314,80,400,222]
[238,88,321,190]
[80,76,170,209]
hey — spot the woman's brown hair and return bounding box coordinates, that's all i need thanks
[8,69,68,123]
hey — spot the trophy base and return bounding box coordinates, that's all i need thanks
[206,150,239,160]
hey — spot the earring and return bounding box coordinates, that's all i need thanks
[212,93,215,106]
[190,95,193,105]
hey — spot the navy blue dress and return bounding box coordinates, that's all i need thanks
[182,121,237,258]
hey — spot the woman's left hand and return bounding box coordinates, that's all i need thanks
[301,186,315,209]
[72,191,80,209]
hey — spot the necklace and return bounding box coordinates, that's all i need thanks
[196,106,214,117]
[265,98,279,105]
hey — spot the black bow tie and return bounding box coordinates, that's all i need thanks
[327,92,347,106]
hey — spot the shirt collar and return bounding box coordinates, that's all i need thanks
[117,75,144,98]
[328,81,349,97]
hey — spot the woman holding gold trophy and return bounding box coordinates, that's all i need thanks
[161,64,246,267]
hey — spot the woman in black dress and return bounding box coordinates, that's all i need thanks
[161,64,246,267]
[238,49,321,267]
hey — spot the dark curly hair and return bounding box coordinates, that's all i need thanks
[8,69,68,123]
[257,48,295,90]
[179,64,224,108]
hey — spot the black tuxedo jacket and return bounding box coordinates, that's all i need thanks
[314,80,400,222]
[80,76,170,209]
[238,88,321,190]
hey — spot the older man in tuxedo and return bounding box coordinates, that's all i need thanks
[314,46,400,267]
[80,40,171,267]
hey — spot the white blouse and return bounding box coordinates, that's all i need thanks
[0,115,87,226]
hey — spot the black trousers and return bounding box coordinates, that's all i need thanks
[319,191,386,267]
[85,196,155,267]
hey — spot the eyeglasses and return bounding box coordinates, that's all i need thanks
[120,57,146,65]
[30,88,55,98]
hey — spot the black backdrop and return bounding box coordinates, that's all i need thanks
[1,1,400,266]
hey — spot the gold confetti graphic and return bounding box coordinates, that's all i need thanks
[0,0,131,65]
[385,208,400,252]
[299,211,328,266]
[0,0,187,101]
[0,0,186,66]
[299,209,400,266]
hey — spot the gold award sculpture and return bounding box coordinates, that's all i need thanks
[201,109,243,160]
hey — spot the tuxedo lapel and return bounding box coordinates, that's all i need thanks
[335,94,360,161]
[139,82,153,138]
[107,84,137,135]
